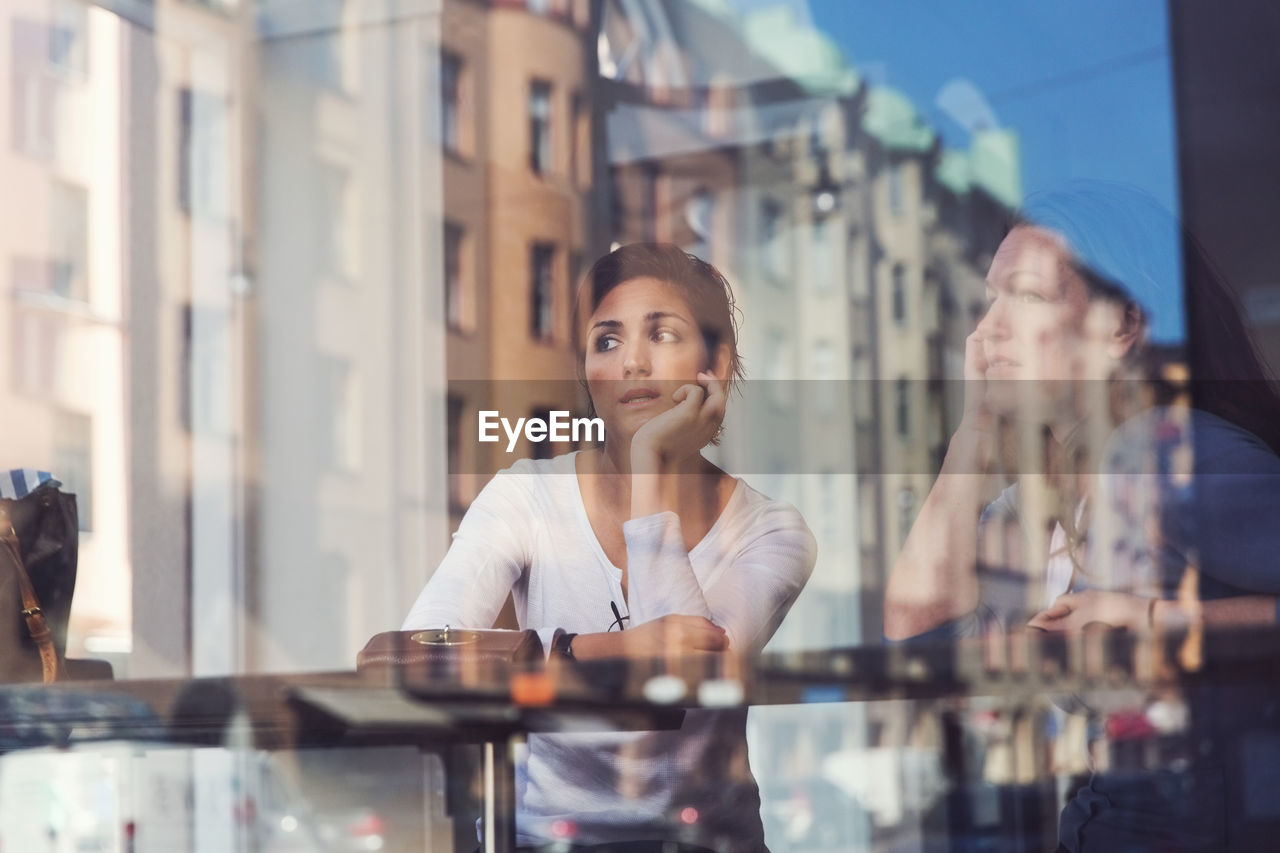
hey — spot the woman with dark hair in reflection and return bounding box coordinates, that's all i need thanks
[404,243,816,852]
[883,181,1280,851]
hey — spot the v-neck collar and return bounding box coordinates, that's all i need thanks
[568,450,743,577]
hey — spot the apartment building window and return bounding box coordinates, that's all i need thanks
[641,164,660,240]
[571,92,590,188]
[441,52,463,154]
[54,411,93,531]
[447,394,465,510]
[812,340,835,416]
[892,263,907,327]
[9,262,66,397]
[444,221,466,331]
[764,327,792,408]
[12,72,55,157]
[319,163,357,280]
[530,243,555,341]
[311,2,351,93]
[812,217,833,293]
[898,487,917,547]
[178,88,230,220]
[529,81,552,175]
[760,199,785,281]
[320,357,363,472]
[685,187,714,260]
[888,162,905,217]
[52,181,89,302]
[180,304,233,436]
[896,376,910,438]
[48,0,88,77]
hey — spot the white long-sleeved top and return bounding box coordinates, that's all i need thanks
[402,451,816,851]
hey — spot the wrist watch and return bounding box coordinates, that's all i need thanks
[552,630,578,661]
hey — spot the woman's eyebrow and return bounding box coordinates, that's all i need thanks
[644,310,689,324]
[590,319,622,332]
[988,269,1047,289]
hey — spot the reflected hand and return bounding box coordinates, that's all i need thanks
[943,331,997,475]
[1028,590,1149,633]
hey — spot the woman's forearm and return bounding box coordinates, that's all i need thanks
[567,631,625,660]
[883,430,991,640]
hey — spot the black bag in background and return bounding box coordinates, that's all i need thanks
[0,482,79,683]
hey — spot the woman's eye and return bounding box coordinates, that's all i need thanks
[595,336,620,352]
[1017,291,1047,304]
[653,329,678,343]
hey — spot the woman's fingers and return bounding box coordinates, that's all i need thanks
[698,371,728,424]
[964,331,988,383]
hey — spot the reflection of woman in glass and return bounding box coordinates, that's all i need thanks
[884,182,1280,851]
[404,244,816,852]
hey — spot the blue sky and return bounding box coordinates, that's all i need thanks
[728,0,1183,339]
[731,0,1179,209]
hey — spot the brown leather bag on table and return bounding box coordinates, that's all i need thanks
[0,483,80,684]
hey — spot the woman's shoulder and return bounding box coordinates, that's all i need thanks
[496,451,577,478]
[471,451,580,513]
[726,477,816,540]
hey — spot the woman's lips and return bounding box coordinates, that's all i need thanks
[985,358,1020,377]
[620,388,661,405]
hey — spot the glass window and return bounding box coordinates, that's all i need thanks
[441,52,462,154]
[529,80,552,174]
[685,187,713,259]
[760,198,785,280]
[447,394,464,510]
[892,263,907,327]
[4,3,1273,850]
[444,221,465,331]
[896,376,910,438]
[530,242,555,340]
[48,0,88,77]
[812,217,832,293]
[54,410,92,531]
[178,88,230,220]
[51,181,88,302]
[888,161,905,216]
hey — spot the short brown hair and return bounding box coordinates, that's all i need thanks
[572,243,745,394]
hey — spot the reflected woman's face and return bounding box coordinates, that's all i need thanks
[977,226,1129,410]
[583,277,712,437]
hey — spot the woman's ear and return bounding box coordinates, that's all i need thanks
[709,342,733,381]
[1107,302,1145,361]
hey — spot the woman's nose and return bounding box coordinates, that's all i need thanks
[975,296,1009,340]
[622,341,651,377]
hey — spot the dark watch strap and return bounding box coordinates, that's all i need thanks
[552,630,578,660]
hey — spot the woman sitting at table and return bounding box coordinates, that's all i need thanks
[403,243,816,853]
[883,181,1280,851]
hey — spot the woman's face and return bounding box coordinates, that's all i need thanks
[977,226,1132,412]
[583,277,719,438]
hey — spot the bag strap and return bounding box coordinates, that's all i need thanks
[0,510,62,683]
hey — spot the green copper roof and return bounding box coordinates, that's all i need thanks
[863,87,935,153]
[687,0,735,19]
[742,6,859,96]
[934,129,1022,208]
[936,148,972,195]
[970,128,1022,208]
